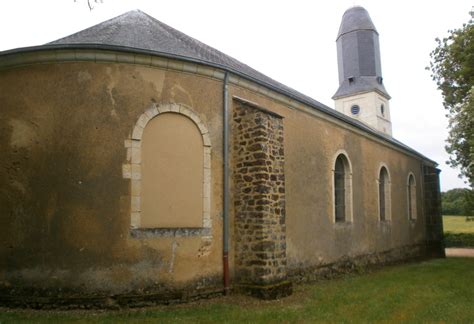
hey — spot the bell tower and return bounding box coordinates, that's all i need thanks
[333,6,392,136]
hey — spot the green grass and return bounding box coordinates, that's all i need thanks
[443,215,474,247]
[443,215,474,233]
[1,258,473,323]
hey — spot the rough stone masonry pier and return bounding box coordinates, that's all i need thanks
[232,99,292,299]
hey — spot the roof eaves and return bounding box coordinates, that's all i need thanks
[0,44,436,165]
[332,87,391,100]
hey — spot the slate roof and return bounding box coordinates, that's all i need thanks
[0,10,434,164]
[337,6,378,40]
[333,77,391,100]
[333,6,390,100]
[49,10,331,111]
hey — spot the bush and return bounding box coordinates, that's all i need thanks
[444,232,474,247]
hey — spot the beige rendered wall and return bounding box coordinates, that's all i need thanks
[228,85,427,273]
[0,60,224,295]
[0,52,433,300]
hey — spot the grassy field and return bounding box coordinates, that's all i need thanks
[443,215,474,247]
[1,258,473,323]
[443,215,474,233]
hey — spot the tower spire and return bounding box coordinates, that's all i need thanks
[333,6,392,136]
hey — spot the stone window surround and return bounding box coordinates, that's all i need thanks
[376,163,392,222]
[331,149,354,224]
[407,172,417,221]
[122,103,212,237]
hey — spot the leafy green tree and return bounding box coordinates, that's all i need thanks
[442,188,468,215]
[428,13,474,190]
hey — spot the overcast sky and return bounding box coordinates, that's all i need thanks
[1,0,472,191]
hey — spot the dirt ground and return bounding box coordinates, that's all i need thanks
[445,248,474,257]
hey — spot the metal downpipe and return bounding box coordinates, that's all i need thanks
[223,72,230,295]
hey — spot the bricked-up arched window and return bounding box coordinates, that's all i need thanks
[407,173,417,220]
[378,166,391,221]
[333,153,352,223]
[125,103,212,236]
[141,113,203,228]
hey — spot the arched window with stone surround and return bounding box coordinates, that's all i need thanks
[124,103,211,236]
[378,165,391,221]
[333,152,353,223]
[407,173,417,220]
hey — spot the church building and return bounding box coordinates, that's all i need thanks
[0,6,444,306]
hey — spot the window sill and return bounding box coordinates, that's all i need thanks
[130,227,211,238]
[334,221,353,229]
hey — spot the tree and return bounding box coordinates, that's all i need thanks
[441,188,472,215]
[428,11,474,190]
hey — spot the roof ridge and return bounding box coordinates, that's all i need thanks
[48,10,137,44]
[135,11,220,62]
[13,10,433,164]
[137,11,257,71]
[129,12,317,105]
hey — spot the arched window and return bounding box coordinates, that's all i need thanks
[333,152,352,223]
[334,157,345,222]
[407,173,417,220]
[378,166,391,221]
[125,103,212,235]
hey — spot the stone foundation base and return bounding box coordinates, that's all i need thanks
[0,287,223,310]
[236,281,293,300]
[288,242,444,283]
[0,274,223,310]
[0,242,444,308]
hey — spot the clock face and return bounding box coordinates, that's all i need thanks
[351,104,360,115]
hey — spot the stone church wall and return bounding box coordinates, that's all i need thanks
[0,60,226,307]
[227,83,444,278]
[0,53,443,307]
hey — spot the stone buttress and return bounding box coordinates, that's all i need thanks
[231,99,292,299]
[423,166,445,257]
